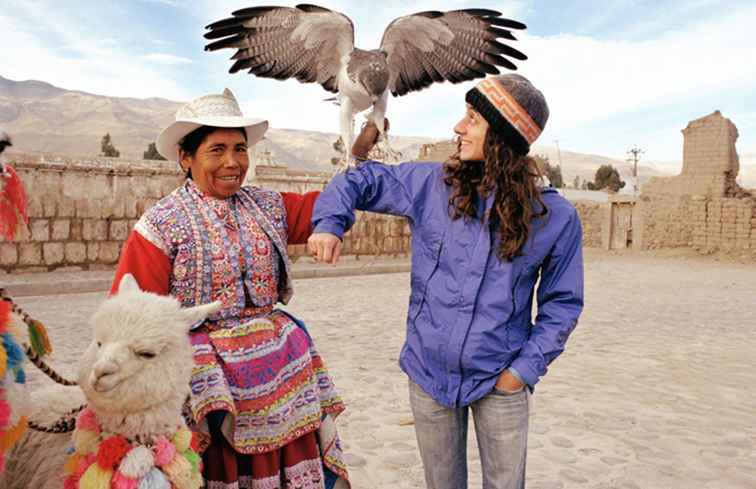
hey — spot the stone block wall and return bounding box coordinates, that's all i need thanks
[696,197,756,254]
[635,110,755,259]
[0,155,411,273]
[249,165,412,260]
[573,201,604,248]
[636,194,756,257]
[1,155,183,272]
[418,140,456,162]
[636,195,697,250]
[644,111,745,198]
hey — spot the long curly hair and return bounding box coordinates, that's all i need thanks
[443,129,548,261]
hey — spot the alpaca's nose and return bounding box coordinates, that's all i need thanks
[93,361,118,380]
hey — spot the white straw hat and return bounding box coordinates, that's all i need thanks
[156,88,268,162]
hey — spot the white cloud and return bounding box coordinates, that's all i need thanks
[140,0,182,6]
[521,3,756,134]
[143,53,194,65]
[0,7,193,101]
[2,0,754,163]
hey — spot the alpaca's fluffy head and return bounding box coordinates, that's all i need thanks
[78,275,220,415]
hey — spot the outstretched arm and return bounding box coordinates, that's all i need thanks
[309,159,438,263]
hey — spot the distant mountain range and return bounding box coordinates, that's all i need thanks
[5,74,753,188]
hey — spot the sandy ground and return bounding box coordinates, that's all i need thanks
[15,249,756,489]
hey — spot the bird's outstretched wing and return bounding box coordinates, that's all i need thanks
[205,4,354,93]
[380,9,527,97]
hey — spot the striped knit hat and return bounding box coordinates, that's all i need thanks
[465,74,548,155]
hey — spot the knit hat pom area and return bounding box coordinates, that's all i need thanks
[465,74,549,155]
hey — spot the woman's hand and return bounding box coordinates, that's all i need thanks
[351,118,390,160]
[308,233,343,264]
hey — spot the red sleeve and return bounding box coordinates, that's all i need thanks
[281,191,320,245]
[110,231,171,296]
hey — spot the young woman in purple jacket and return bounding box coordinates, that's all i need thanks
[309,74,584,489]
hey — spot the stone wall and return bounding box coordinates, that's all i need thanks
[247,164,412,260]
[636,110,755,258]
[0,154,410,273]
[573,201,604,248]
[418,140,456,162]
[636,195,756,257]
[1,154,183,273]
[694,197,756,255]
[644,111,746,198]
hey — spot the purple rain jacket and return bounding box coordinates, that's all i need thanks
[312,161,584,408]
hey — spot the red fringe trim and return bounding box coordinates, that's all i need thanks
[0,165,28,241]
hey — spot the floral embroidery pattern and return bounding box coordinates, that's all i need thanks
[133,181,345,458]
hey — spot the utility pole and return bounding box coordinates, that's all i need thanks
[627,145,644,197]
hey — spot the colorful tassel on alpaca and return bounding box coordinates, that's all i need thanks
[118,446,154,479]
[76,408,101,434]
[151,437,175,467]
[111,471,139,489]
[74,427,101,456]
[0,301,10,335]
[0,416,28,451]
[138,468,171,489]
[182,449,200,475]
[97,435,131,470]
[0,346,6,379]
[171,429,192,453]
[1,301,13,380]
[79,463,113,489]
[1,333,24,371]
[27,318,53,357]
[66,409,202,488]
[64,453,82,476]
[160,456,196,489]
[0,399,11,429]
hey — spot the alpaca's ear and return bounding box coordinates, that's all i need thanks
[179,301,222,329]
[118,274,141,294]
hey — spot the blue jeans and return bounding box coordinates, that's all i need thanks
[409,380,529,489]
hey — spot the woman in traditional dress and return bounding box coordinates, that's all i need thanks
[110,89,349,489]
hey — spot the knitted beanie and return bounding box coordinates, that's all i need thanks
[465,74,549,155]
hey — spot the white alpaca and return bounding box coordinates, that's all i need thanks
[1,274,220,488]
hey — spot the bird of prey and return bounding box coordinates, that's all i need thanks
[204,4,527,164]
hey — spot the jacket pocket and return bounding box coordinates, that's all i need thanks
[511,259,539,315]
[409,237,444,323]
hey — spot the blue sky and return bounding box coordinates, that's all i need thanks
[1,0,755,170]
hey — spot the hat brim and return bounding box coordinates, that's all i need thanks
[156,116,269,162]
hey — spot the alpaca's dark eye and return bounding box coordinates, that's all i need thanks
[96,341,102,348]
[137,351,156,359]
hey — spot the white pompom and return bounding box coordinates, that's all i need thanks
[119,445,155,479]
